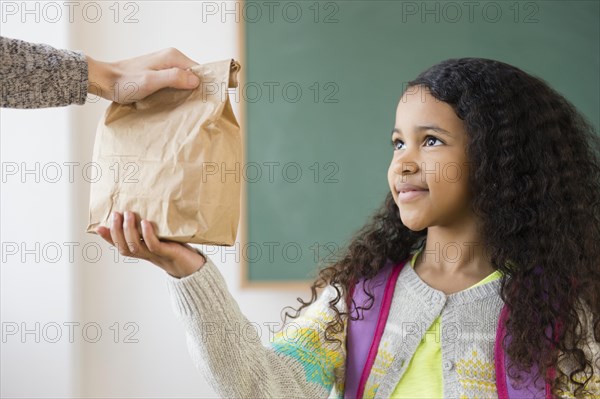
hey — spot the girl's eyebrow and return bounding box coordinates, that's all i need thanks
[391,125,453,138]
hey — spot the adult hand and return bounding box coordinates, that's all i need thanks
[96,211,206,278]
[87,48,201,104]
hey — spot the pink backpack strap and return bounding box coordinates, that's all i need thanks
[545,319,563,399]
[495,305,511,399]
[495,305,562,399]
[344,258,406,398]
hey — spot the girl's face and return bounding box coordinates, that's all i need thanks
[387,85,472,231]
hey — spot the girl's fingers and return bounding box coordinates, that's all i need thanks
[122,211,151,257]
[141,219,169,257]
[109,212,128,255]
[96,226,115,246]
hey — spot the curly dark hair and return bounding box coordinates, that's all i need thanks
[279,57,600,397]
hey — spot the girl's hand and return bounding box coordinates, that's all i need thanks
[96,211,206,278]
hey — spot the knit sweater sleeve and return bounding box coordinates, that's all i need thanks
[0,36,88,108]
[165,253,347,398]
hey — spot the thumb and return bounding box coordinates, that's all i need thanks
[148,67,201,92]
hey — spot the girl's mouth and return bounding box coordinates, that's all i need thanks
[398,189,429,202]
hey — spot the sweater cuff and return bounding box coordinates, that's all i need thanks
[165,251,232,318]
[72,50,89,105]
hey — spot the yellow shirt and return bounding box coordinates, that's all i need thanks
[390,247,503,398]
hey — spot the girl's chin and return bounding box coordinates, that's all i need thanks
[404,225,426,233]
[398,215,427,231]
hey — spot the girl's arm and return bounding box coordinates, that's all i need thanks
[166,254,347,398]
[96,211,346,397]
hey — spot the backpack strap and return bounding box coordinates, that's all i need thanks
[495,305,562,399]
[344,258,407,398]
[495,305,511,398]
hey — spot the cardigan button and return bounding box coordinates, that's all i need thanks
[443,360,454,371]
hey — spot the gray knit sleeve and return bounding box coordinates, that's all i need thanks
[166,253,347,398]
[0,36,88,108]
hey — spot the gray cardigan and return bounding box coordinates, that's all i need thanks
[0,36,88,108]
[166,250,600,397]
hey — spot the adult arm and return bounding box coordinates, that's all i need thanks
[0,35,88,108]
[1,36,201,108]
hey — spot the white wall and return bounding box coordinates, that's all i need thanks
[1,1,305,397]
[1,5,74,397]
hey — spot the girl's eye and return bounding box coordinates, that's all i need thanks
[390,139,402,150]
[390,135,444,150]
[424,136,443,146]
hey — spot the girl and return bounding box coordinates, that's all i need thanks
[97,57,600,398]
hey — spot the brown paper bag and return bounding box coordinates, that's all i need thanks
[86,59,242,246]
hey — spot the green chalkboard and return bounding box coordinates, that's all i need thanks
[242,0,600,286]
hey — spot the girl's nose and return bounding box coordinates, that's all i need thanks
[392,143,420,171]
[392,156,419,175]
[401,161,418,174]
